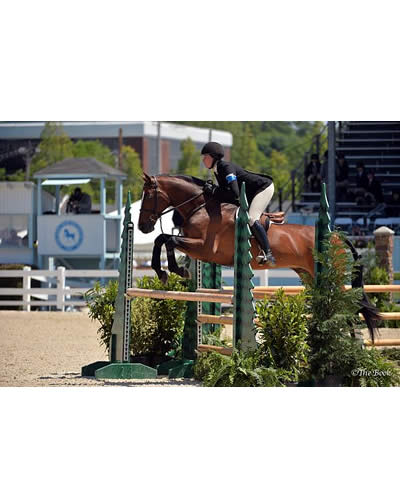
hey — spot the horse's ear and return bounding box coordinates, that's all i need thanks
[142,172,151,184]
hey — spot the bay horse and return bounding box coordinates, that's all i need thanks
[138,173,380,338]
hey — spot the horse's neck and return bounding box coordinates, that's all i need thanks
[160,177,203,217]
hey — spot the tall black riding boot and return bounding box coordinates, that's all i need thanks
[250,220,276,266]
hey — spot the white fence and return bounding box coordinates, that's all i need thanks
[0,266,270,312]
[0,267,119,311]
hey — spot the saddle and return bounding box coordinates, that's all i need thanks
[261,211,285,231]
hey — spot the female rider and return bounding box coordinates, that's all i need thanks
[201,141,276,265]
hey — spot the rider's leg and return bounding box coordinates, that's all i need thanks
[248,184,276,265]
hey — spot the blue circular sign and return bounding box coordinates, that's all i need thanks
[55,220,84,252]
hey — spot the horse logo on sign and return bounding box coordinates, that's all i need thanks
[55,220,84,251]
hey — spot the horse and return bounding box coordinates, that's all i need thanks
[138,173,380,339]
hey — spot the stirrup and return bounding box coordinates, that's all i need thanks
[256,250,276,266]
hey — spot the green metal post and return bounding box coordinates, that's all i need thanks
[233,183,257,351]
[201,262,222,336]
[82,192,157,379]
[314,182,331,284]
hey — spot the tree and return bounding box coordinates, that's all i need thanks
[176,138,203,178]
[73,139,115,167]
[122,145,143,201]
[70,139,118,203]
[268,149,291,191]
[232,124,259,170]
[30,122,74,177]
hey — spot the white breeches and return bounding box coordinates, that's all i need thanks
[248,183,275,226]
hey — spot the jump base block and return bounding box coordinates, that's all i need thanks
[94,362,158,380]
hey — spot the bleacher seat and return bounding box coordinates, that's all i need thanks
[334,217,353,232]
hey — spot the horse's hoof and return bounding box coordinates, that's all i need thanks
[159,271,168,284]
[182,268,191,280]
[176,267,191,279]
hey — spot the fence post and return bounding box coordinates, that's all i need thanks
[23,266,31,312]
[374,226,394,284]
[56,266,66,311]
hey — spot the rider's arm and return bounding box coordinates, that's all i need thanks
[218,163,240,199]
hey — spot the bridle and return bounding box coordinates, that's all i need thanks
[140,176,206,231]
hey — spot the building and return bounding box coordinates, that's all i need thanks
[0,121,233,176]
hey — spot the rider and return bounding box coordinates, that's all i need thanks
[201,141,276,265]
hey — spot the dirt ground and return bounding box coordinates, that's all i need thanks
[0,311,201,387]
[1,311,399,387]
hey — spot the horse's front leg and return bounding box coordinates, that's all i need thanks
[151,234,170,283]
[165,236,206,279]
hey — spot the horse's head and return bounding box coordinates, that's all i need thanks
[138,173,171,233]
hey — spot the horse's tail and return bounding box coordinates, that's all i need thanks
[344,237,381,342]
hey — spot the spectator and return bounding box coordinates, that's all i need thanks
[336,153,349,202]
[304,153,322,192]
[364,170,384,206]
[353,161,369,204]
[66,187,92,214]
[386,190,400,217]
[320,150,328,184]
[355,161,369,191]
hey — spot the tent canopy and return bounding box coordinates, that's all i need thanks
[110,199,177,255]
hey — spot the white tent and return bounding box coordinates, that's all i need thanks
[109,200,177,257]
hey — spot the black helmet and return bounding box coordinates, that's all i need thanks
[201,142,224,159]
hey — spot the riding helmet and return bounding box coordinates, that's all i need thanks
[201,142,225,159]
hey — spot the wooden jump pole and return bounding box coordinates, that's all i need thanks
[126,288,233,303]
[208,285,400,294]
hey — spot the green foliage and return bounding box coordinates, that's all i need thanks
[338,340,400,387]
[267,150,291,191]
[85,274,188,360]
[30,122,74,177]
[365,264,390,308]
[380,348,400,366]
[73,139,114,166]
[301,233,400,386]
[175,121,325,174]
[232,123,260,169]
[176,138,203,178]
[378,301,400,328]
[85,280,119,349]
[122,145,143,201]
[130,274,188,357]
[193,349,289,387]
[202,326,230,348]
[303,235,365,382]
[17,122,144,205]
[256,289,309,381]
[362,250,399,327]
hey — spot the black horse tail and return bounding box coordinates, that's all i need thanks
[344,237,381,342]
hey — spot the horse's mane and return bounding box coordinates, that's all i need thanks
[157,174,206,190]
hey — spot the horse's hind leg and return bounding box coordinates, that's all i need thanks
[164,236,196,280]
[165,236,207,278]
[291,267,313,284]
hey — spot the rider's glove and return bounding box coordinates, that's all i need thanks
[203,181,216,196]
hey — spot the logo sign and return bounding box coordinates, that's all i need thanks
[55,220,84,252]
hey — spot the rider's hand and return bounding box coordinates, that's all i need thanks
[203,182,216,196]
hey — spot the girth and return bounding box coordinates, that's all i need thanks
[260,211,285,232]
